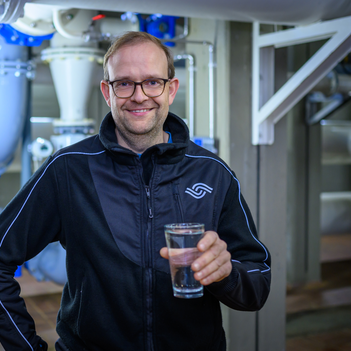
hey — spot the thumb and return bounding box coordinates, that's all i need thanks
[160,247,169,260]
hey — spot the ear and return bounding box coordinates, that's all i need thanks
[100,80,111,107]
[168,78,179,106]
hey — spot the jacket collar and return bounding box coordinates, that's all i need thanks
[99,111,189,164]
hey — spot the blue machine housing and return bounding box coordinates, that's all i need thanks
[138,14,178,46]
[0,23,54,47]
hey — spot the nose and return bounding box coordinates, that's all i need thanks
[130,84,148,103]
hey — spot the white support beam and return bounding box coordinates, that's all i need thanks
[252,16,351,145]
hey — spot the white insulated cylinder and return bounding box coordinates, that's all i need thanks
[41,47,104,123]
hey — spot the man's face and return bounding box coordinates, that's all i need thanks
[101,41,179,149]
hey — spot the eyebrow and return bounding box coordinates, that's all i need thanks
[110,75,166,81]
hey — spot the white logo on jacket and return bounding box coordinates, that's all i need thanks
[185,183,213,199]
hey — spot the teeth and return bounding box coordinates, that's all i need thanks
[132,109,148,113]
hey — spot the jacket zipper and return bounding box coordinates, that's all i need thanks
[144,184,154,350]
[172,182,185,222]
[145,186,154,221]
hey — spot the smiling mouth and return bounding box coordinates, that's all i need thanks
[128,108,154,113]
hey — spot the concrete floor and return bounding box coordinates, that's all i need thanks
[286,234,351,351]
[286,259,351,351]
[0,234,350,351]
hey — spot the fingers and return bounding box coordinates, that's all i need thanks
[192,231,232,285]
[194,256,232,285]
[160,231,232,286]
[159,247,169,260]
[197,230,218,252]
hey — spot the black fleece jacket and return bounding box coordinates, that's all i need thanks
[0,112,271,351]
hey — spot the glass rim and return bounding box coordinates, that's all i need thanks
[164,223,204,229]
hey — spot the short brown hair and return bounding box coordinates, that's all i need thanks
[103,31,175,81]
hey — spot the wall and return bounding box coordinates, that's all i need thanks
[186,18,231,163]
[228,21,288,351]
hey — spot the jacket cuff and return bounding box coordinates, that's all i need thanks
[206,262,239,296]
[36,338,48,351]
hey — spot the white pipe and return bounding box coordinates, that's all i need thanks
[10,3,55,37]
[167,39,215,138]
[186,40,215,139]
[52,8,83,40]
[174,54,195,137]
[208,44,214,139]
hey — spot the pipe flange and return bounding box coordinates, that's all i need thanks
[41,47,105,64]
[52,118,95,135]
[0,0,27,24]
[0,59,35,79]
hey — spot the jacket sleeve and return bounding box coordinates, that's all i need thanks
[0,156,62,350]
[206,174,271,311]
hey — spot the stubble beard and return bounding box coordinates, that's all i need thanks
[113,108,167,154]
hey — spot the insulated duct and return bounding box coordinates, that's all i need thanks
[0,35,33,176]
[41,8,105,151]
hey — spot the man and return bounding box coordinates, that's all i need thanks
[0,32,271,351]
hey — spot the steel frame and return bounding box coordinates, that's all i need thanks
[252,16,351,145]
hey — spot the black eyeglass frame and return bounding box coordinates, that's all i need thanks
[107,78,170,98]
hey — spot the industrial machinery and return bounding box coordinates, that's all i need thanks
[0,2,188,283]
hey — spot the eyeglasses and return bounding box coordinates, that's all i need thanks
[107,78,170,98]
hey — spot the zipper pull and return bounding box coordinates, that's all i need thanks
[145,186,153,218]
[145,186,150,198]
